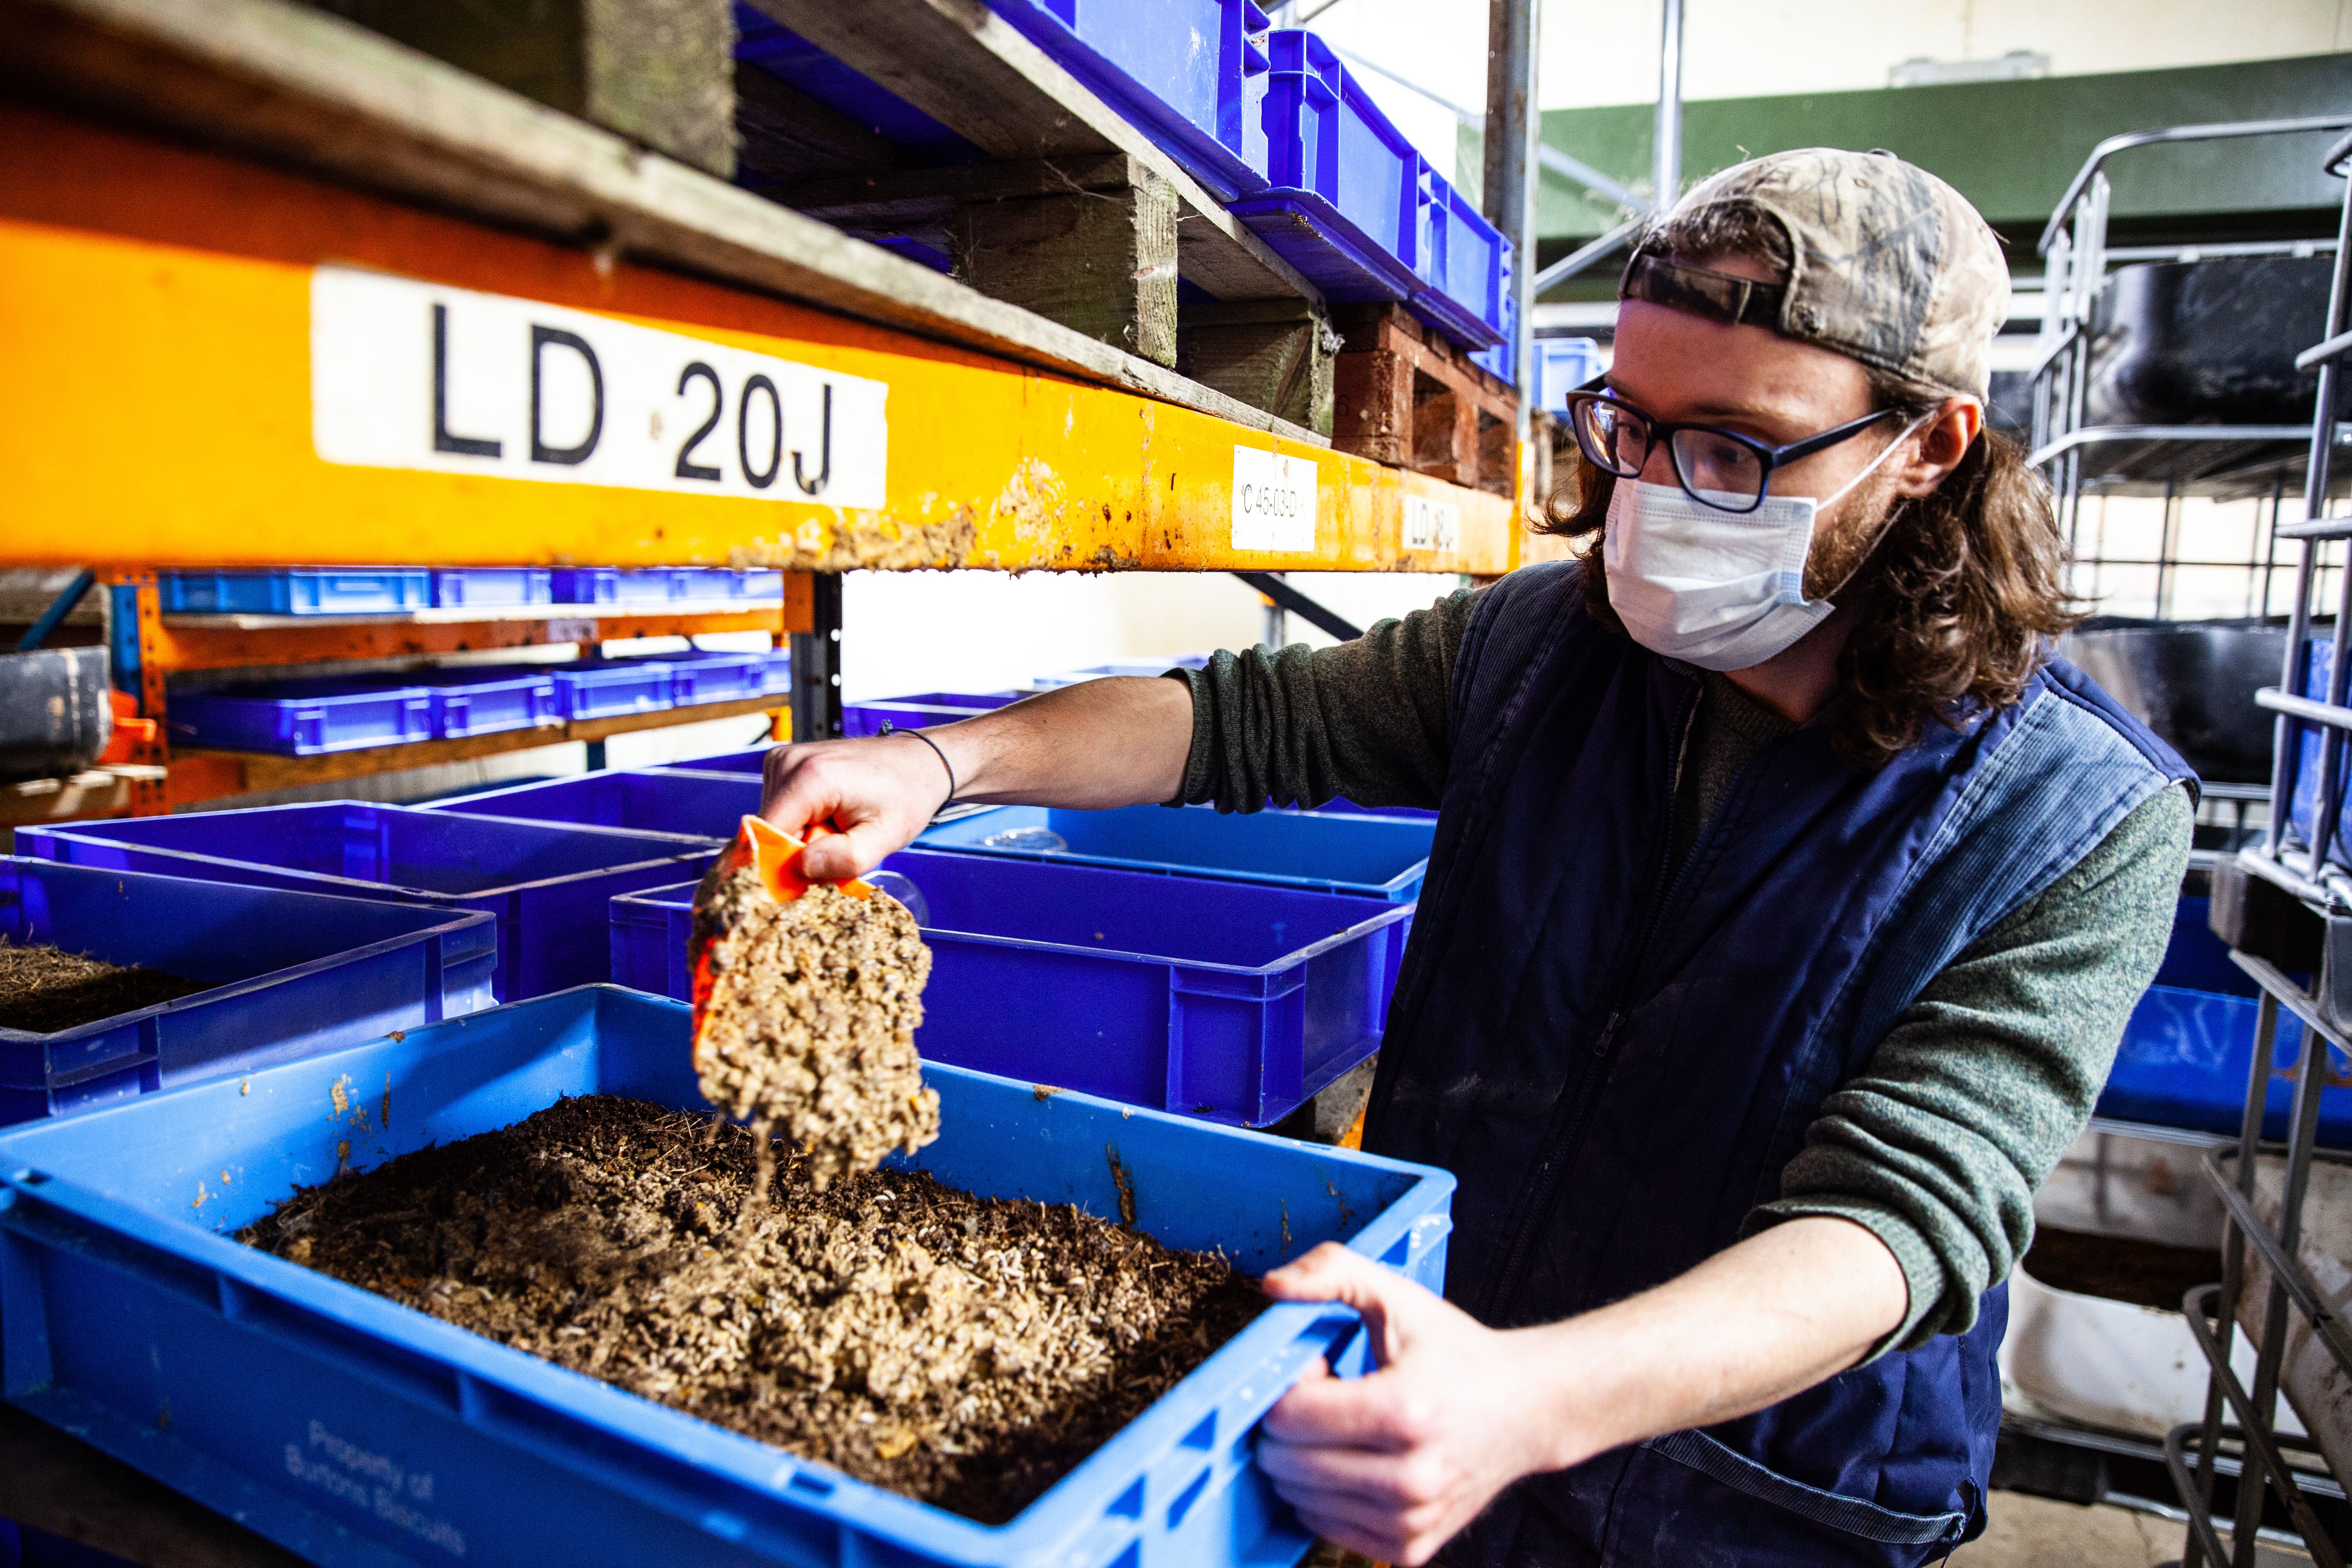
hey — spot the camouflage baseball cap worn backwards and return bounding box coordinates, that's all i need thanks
[1621,148,2010,400]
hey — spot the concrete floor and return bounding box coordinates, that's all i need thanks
[1952,1491,2313,1568]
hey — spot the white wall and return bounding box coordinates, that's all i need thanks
[1296,0,2352,148]
[840,570,1466,699]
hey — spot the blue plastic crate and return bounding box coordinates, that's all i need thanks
[0,858,495,1125]
[2099,982,2352,1147]
[1229,31,1424,302]
[754,648,791,696]
[420,667,562,740]
[0,985,1452,1568]
[167,677,434,756]
[844,693,1026,737]
[984,0,1273,203]
[614,849,1410,1126]
[17,804,714,1003]
[735,569,785,600]
[547,569,741,606]
[430,768,761,841]
[670,649,774,707]
[914,802,1431,900]
[427,568,552,608]
[156,569,431,616]
[543,656,676,720]
[1469,294,1514,383]
[1532,336,1604,412]
[1408,166,1509,350]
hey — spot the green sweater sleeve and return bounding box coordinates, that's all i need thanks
[1746,781,2195,1357]
[1165,586,1481,812]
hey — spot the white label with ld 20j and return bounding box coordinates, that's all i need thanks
[1230,446,1318,553]
[310,266,887,508]
[1402,494,1460,554]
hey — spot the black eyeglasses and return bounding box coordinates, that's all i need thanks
[1563,380,1899,515]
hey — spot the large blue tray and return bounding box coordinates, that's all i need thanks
[429,767,761,841]
[0,986,1453,1568]
[0,858,495,1125]
[17,805,714,1003]
[914,802,1432,900]
[612,847,1411,1126]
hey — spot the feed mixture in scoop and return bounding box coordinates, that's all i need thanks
[690,815,940,1194]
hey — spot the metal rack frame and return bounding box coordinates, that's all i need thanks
[2029,116,2352,612]
[2173,125,2352,1568]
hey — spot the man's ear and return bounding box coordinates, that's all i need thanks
[1890,397,1982,498]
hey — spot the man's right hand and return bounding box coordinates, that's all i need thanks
[761,734,953,881]
[756,675,1196,881]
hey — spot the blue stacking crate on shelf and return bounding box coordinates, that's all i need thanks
[167,676,434,756]
[669,648,774,706]
[1230,30,1425,301]
[427,567,552,608]
[422,666,561,740]
[156,568,432,616]
[0,986,1452,1568]
[983,0,1274,202]
[915,801,1432,899]
[429,767,761,841]
[734,569,785,599]
[548,568,748,606]
[1470,294,1514,383]
[0,858,495,1126]
[541,655,677,720]
[18,804,715,1003]
[1409,166,1509,350]
[614,848,1412,1125]
[758,647,793,696]
[844,691,1026,737]
[1532,336,1605,413]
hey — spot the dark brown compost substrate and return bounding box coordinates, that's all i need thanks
[0,939,209,1034]
[239,1095,1265,1522]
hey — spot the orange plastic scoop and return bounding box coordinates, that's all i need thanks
[691,815,873,1036]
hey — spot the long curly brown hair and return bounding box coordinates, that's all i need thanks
[1540,205,2081,770]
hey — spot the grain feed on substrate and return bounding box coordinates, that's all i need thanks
[692,858,940,1198]
[239,1095,1266,1524]
[0,938,209,1034]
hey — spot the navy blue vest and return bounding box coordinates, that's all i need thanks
[1360,561,2190,1567]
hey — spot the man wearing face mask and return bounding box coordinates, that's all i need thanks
[757,149,2194,1567]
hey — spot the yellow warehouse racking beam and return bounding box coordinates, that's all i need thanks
[0,100,1519,575]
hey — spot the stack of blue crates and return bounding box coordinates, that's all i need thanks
[727,2,1512,355]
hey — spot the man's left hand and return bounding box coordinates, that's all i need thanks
[1256,1243,1563,1566]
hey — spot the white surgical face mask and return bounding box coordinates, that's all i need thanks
[1601,415,1931,671]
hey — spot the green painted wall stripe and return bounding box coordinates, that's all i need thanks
[1534,52,2352,240]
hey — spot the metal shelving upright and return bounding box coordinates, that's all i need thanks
[2171,125,2352,1568]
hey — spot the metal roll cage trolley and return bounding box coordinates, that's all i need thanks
[2035,119,2352,1566]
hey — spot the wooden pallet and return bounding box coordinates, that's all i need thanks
[301,0,1334,426]
[1331,304,1518,498]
